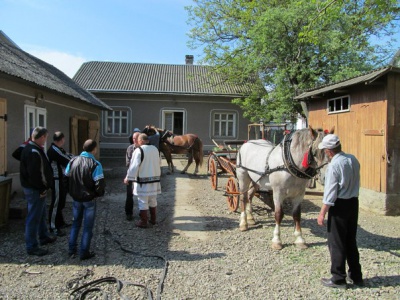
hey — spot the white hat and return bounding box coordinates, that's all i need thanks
[318,134,341,150]
[133,128,141,133]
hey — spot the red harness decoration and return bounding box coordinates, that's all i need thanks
[302,151,310,168]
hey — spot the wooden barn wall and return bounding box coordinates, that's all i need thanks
[386,73,400,195]
[308,84,387,193]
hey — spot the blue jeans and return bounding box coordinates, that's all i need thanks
[23,188,50,251]
[69,200,96,256]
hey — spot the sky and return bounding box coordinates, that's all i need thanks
[0,0,199,78]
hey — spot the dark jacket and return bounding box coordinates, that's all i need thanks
[20,141,54,194]
[65,151,105,202]
[47,143,73,180]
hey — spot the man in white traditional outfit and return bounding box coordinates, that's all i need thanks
[124,133,161,228]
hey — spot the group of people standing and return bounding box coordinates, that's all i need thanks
[17,126,105,260]
[16,126,161,260]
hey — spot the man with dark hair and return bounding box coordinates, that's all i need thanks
[65,139,105,260]
[317,134,363,289]
[47,131,73,236]
[125,130,141,221]
[20,126,56,256]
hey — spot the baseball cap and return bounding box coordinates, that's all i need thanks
[318,134,341,150]
[133,128,141,133]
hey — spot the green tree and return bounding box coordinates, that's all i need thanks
[186,0,400,123]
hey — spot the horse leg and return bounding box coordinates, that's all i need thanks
[238,170,252,231]
[181,151,193,174]
[293,199,307,249]
[272,192,284,250]
[246,184,257,225]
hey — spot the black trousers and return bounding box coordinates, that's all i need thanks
[125,181,134,216]
[327,197,362,283]
[49,178,67,230]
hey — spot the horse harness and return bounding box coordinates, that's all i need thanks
[237,131,326,182]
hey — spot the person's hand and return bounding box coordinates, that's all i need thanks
[123,178,129,185]
[40,190,47,197]
[317,213,325,226]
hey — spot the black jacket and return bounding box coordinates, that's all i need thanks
[20,141,54,194]
[65,153,105,202]
[47,143,72,180]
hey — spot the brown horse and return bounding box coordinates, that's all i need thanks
[143,126,203,174]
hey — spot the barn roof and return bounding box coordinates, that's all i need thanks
[294,66,400,100]
[0,31,111,110]
[73,61,254,97]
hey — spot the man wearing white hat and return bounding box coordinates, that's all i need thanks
[317,134,364,289]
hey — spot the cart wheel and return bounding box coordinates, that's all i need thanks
[209,158,218,190]
[226,177,239,212]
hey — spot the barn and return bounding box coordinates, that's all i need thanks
[295,66,400,216]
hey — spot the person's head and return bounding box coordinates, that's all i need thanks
[318,134,342,160]
[138,133,149,146]
[53,131,65,146]
[132,132,141,147]
[129,128,142,144]
[83,139,97,154]
[31,127,48,147]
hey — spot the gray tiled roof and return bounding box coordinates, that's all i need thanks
[73,61,253,96]
[0,31,111,110]
[295,66,400,100]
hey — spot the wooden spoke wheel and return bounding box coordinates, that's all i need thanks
[208,157,218,190]
[226,177,239,212]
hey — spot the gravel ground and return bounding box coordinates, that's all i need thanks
[0,156,399,300]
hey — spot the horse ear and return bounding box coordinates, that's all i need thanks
[308,125,318,139]
[329,126,335,134]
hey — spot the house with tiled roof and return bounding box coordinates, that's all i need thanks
[295,65,400,216]
[73,56,258,157]
[0,30,110,195]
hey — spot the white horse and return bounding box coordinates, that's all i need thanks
[236,126,331,250]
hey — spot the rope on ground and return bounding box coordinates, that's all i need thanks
[68,229,168,300]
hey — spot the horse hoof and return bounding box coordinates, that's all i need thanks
[180,171,186,174]
[295,243,308,250]
[246,218,256,226]
[271,243,283,250]
[239,225,248,232]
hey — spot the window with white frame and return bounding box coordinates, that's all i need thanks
[25,105,46,139]
[212,111,237,138]
[327,95,350,113]
[104,108,130,135]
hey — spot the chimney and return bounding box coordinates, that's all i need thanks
[185,55,194,65]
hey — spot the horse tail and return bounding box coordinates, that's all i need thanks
[193,137,203,167]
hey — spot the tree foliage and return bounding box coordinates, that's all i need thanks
[186,0,400,123]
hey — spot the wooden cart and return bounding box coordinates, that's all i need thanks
[207,140,246,212]
[208,139,275,213]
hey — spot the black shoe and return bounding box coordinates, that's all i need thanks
[346,276,365,287]
[60,222,71,229]
[321,278,347,289]
[80,252,95,261]
[27,247,48,256]
[68,249,77,257]
[126,214,133,221]
[39,235,57,246]
[50,229,66,237]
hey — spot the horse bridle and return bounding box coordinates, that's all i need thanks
[281,131,322,179]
